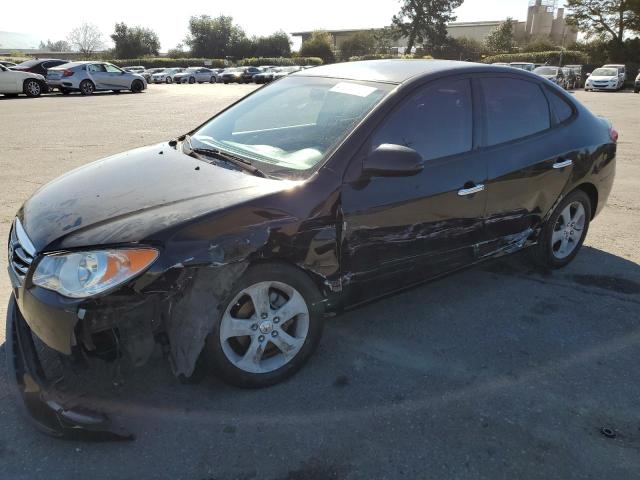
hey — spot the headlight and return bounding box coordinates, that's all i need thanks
[32,248,158,298]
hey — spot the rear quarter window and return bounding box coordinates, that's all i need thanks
[545,89,575,124]
[479,77,551,146]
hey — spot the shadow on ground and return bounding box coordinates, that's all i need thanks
[0,246,639,479]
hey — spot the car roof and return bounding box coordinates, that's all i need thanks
[292,59,520,84]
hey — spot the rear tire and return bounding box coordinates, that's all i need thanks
[79,80,95,95]
[204,263,324,388]
[529,190,591,269]
[166,77,172,84]
[210,76,216,83]
[189,77,195,84]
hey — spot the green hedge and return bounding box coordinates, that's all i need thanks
[108,58,228,68]
[106,57,323,69]
[237,57,323,66]
[483,51,588,65]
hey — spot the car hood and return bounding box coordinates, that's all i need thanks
[589,75,617,81]
[19,143,292,251]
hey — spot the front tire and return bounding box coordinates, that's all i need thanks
[529,190,591,269]
[189,77,195,84]
[79,80,95,95]
[24,79,42,97]
[204,263,324,388]
[166,77,172,84]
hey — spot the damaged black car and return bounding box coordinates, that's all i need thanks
[6,60,617,439]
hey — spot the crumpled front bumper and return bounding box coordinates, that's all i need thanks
[5,295,134,441]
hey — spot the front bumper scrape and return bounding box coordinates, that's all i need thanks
[5,296,134,441]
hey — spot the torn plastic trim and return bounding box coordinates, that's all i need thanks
[5,296,134,441]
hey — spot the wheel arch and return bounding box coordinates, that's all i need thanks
[246,258,330,302]
[574,182,599,219]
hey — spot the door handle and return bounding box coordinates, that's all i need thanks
[458,184,485,196]
[553,159,573,169]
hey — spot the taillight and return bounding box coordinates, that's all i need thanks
[62,69,74,77]
[610,126,619,143]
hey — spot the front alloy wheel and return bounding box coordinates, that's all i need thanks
[205,264,323,388]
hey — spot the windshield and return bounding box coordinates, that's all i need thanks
[592,68,617,77]
[192,76,392,179]
[534,67,559,75]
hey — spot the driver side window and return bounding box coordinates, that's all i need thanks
[371,79,473,162]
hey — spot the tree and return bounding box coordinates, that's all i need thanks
[184,15,247,58]
[339,31,376,60]
[67,23,105,56]
[373,26,401,54]
[521,38,560,52]
[484,18,516,54]
[253,31,292,57]
[167,44,189,58]
[39,39,70,52]
[299,31,335,63]
[392,0,464,55]
[566,0,640,59]
[442,36,485,61]
[111,23,160,58]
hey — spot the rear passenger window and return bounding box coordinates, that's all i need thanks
[480,78,550,146]
[372,79,473,161]
[546,90,574,123]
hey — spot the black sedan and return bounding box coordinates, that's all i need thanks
[6,60,617,439]
[11,58,67,76]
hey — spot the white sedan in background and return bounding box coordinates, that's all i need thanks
[150,68,184,84]
[0,63,46,97]
[585,67,623,91]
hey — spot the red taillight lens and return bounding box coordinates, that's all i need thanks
[610,127,619,143]
[62,69,74,77]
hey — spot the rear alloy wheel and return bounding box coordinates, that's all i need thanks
[24,79,42,97]
[131,80,144,93]
[529,190,591,269]
[189,76,195,84]
[205,264,323,388]
[210,76,216,83]
[79,80,95,95]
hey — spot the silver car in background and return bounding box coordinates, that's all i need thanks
[150,68,184,84]
[174,67,216,84]
[47,61,147,95]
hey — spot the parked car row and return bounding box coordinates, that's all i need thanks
[1,58,315,97]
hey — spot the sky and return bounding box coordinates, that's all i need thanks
[1,0,567,52]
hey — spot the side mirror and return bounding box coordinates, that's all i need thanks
[363,144,424,178]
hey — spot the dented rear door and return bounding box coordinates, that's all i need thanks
[475,76,574,249]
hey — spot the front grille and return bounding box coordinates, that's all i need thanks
[8,219,36,281]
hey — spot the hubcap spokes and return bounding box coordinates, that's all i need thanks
[220,281,309,374]
[551,202,586,259]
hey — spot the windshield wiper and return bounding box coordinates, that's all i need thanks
[183,135,268,178]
